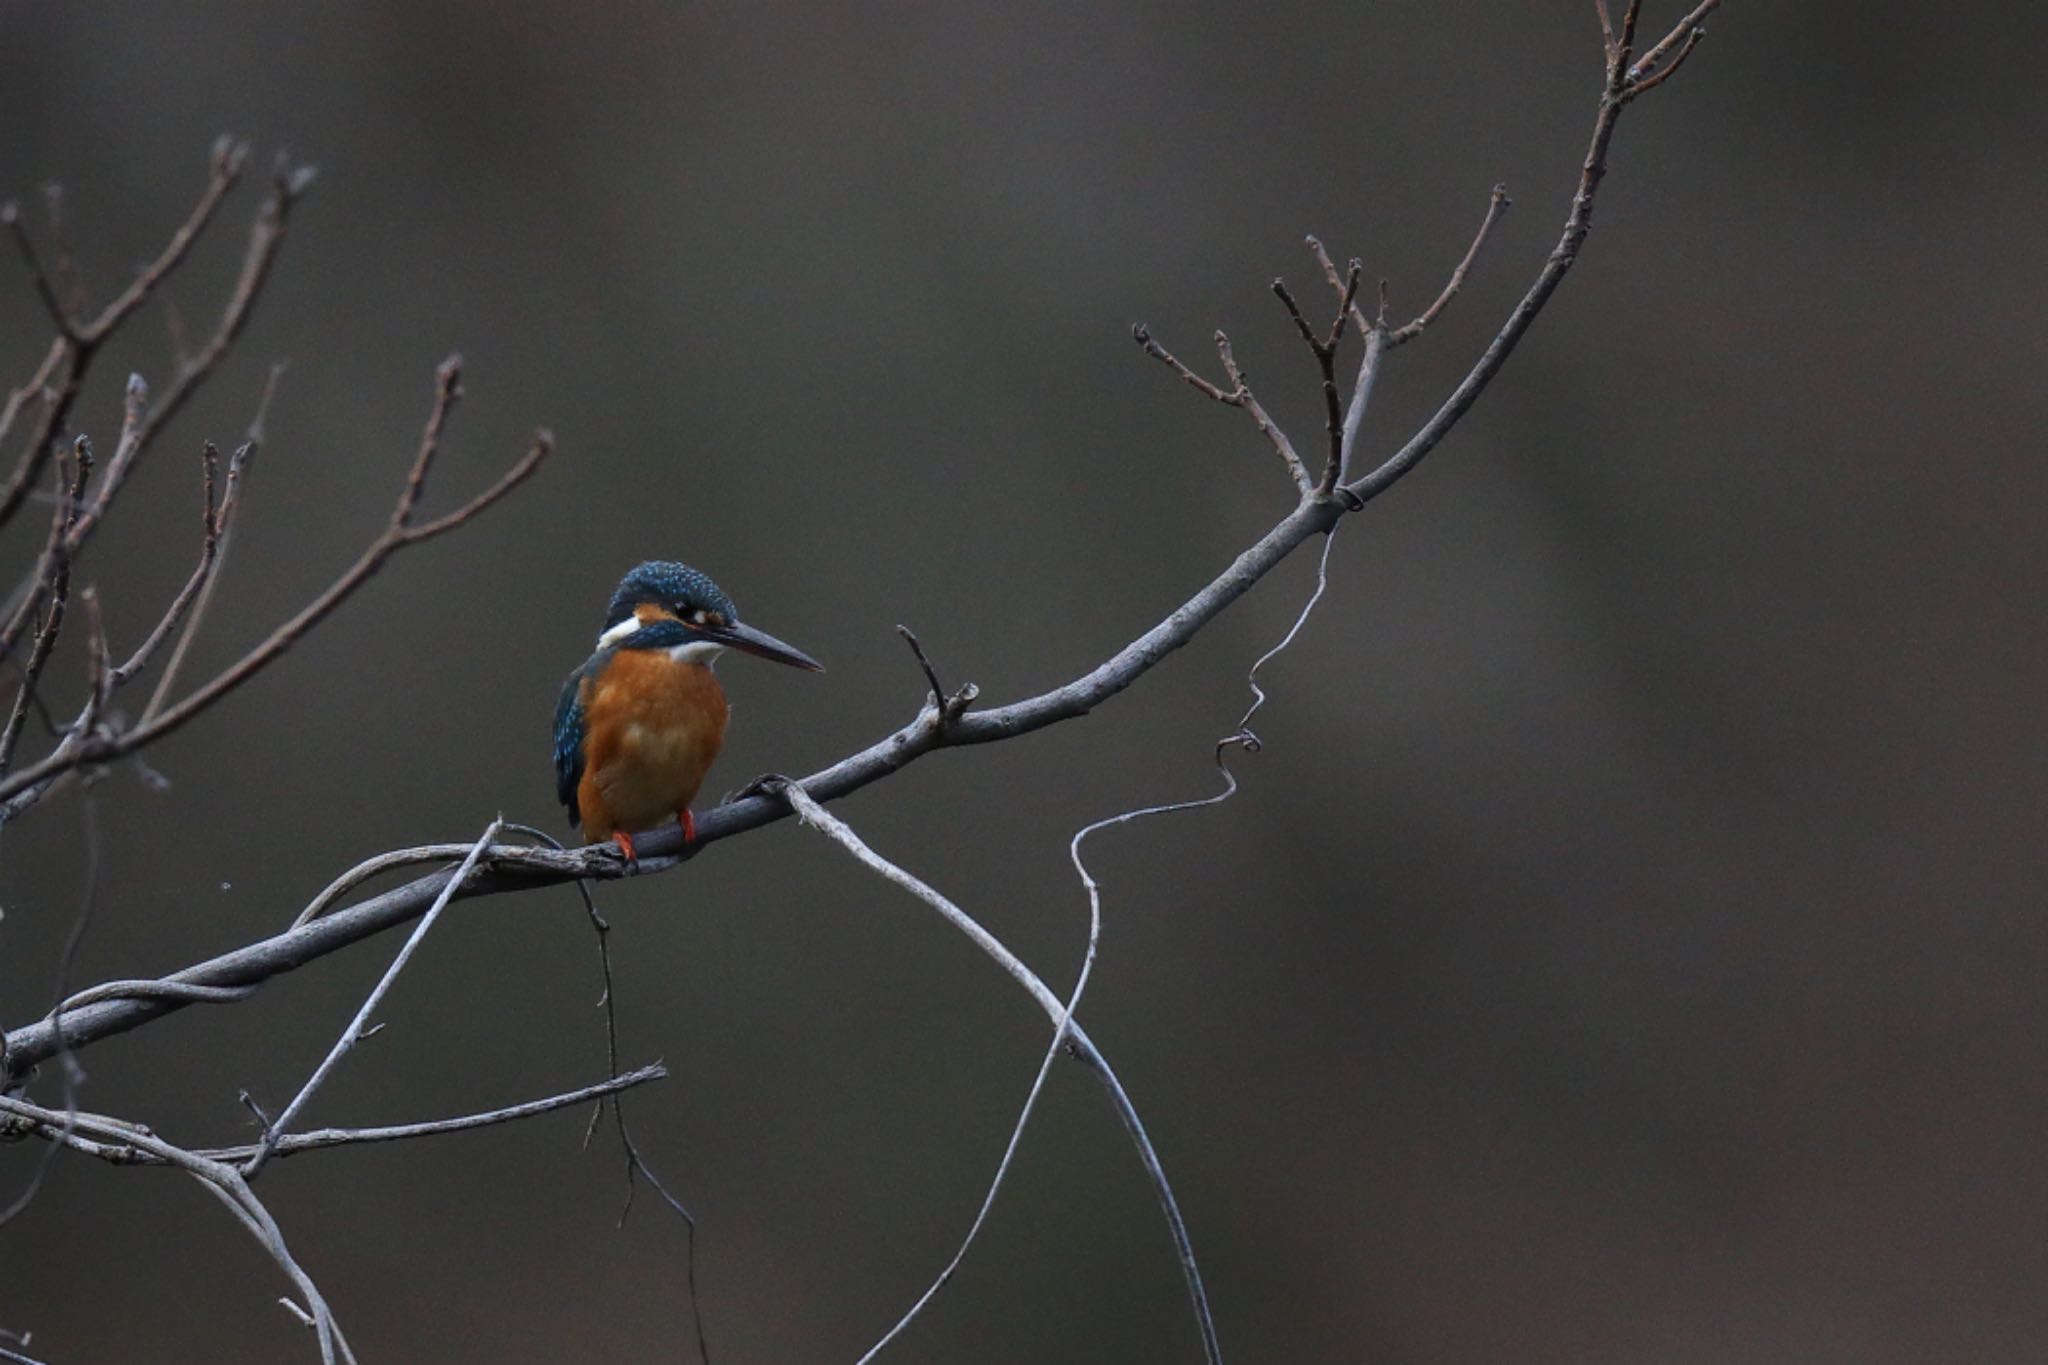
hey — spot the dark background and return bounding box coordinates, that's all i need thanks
[3,3,2045,1362]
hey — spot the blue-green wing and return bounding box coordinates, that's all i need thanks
[553,660,594,827]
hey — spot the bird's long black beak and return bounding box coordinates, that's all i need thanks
[715,620,825,672]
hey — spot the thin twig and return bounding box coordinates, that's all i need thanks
[0,338,64,458]
[242,819,504,1179]
[1623,23,1708,100]
[107,441,238,688]
[0,442,90,775]
[778,783,1219,1365]
[144,384,273,724]
[1627,0,1722,86]
[1343,1,1692,503]
[196,1065,668,1162]
[1133,323,1312,492]
[1,201,73,336]
[62,163,304,555]
[78,138,249,346]
[1215,332,1313,493]
[0,1092,354,1364]
[494,816,713,1365]
[0,373,552,811]
[1387,184,1511,346]
[847,815,1101,1365]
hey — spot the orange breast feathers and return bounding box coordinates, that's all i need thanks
[574,650,730,842]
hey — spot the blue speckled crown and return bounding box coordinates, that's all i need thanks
[604,561,739,631]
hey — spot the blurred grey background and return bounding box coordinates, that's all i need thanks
[3,3,2046,1362]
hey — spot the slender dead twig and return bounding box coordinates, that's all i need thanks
[838,529,1339,1364]
[0,364,552,814]
[1387,184,1512,346]
[1628,0,1720,85]
[0,1092,354,1364]
[0,140,265,531]
[143,368,280,725]
[0,442,91,775]
[241,820,503,1180]
[93,441,238,696]
[0,338,64,461]
[196,1065,668,1163]
[778,783,1218,1365]
[1,201,72,337]
[846,817,1101,1365]
[1132,324,1312,492]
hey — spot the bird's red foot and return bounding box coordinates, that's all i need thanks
[676,809,697,846]
[609,830,639,864]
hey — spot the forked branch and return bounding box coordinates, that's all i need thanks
[0,361,551,817]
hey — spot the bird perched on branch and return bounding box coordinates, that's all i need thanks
[555,560,823,861]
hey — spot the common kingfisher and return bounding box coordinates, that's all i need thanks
[554,560,823,860]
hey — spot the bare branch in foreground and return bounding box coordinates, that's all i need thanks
[0,1326,51,1365]
[775,782,1217,1365]
[242,820,503,1180]
[0,1093,354,1365]
[196,1064,669,1162]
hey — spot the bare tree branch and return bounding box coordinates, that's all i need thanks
[241,820,503,1180]
[1387,183,1512,347]
[1628,0,1721,86]
[143,374,278,724]
[1344,1,1713,503]
[0,140,270,531]
[0,369,552,817]
[0,441,91,774]
[775,783,1217,1365]
[0,1093,355,1364]
[194,1065,666,1162]
[1133,323,1313,493]
[107,441,240,689]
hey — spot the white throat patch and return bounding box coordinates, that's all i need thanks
[595,618,727,668]
[668,640,726,667]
